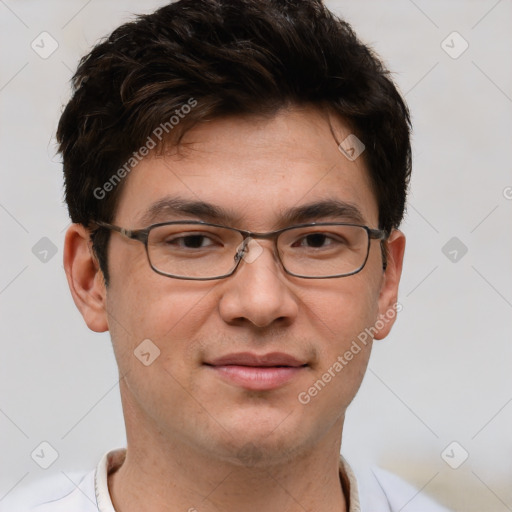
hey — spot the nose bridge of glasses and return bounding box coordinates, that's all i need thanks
[234,233,280,266]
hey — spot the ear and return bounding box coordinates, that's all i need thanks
[374,229,406,340]
[63,224,109,333]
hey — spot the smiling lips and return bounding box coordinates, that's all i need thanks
[204,352,308,391]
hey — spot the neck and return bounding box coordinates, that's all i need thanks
[108,389,348,512]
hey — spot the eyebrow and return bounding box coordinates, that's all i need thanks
[138,196,367,228]
[138,197,244,226]
[279,199,366,226]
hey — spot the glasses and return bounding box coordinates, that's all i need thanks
[95,220,388,280]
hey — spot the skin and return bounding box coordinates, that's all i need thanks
[64,105,405,512]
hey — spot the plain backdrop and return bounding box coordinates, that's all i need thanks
[1,1,511,511]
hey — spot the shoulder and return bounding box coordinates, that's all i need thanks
[2,449,124,512]
[0,470,96,512]
[352,464,452,512]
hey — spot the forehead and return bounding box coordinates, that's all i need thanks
[114,106,379,229]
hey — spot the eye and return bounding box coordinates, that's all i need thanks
[292,233,342,249]
[165,233,219,249]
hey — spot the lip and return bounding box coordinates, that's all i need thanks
[206,352,306,367]
[204,352,308,391]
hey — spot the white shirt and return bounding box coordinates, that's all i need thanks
[4,448,451,512]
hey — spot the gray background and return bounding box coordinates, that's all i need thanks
[1,1,511,510]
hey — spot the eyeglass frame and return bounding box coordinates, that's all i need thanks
[93,220,389,281]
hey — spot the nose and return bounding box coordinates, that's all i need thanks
[218,239,299,328]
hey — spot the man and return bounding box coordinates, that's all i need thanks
[20,0,450,510]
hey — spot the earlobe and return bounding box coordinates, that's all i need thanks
[63,224,109,333]
[374,229,406,340]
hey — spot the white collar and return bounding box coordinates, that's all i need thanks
[94,448,362,512]
[94,448,125,512]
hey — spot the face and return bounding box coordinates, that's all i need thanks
[66,106,404,467]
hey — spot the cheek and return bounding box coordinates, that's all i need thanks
[298,273,380,348]
[293,276,380,407]
[105,278,218,427]
[106,266,215,376]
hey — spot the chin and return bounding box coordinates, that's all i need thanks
[203,416,318,469]
[224,438,304,468]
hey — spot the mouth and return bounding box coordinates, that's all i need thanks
[204,352,308,391]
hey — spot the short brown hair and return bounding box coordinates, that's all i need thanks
[57,0,411,283]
